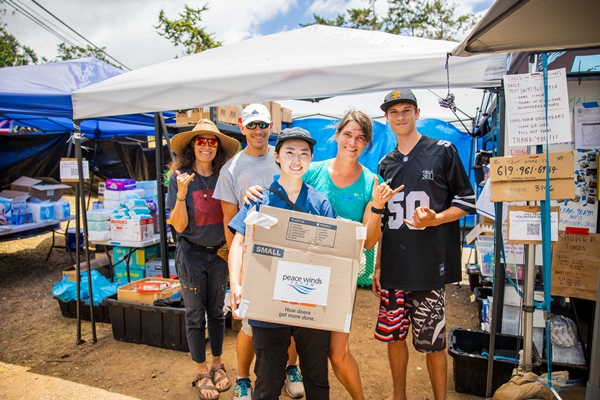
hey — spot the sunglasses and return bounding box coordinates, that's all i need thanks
[194,137,219,147]
[245,121,270,130]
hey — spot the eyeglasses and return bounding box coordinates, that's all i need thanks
[245,121,270,130]
[194,137,219,147]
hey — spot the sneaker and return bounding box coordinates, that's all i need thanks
[234,377,252,400]
[285,365,305,398]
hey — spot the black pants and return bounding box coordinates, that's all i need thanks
[252,326,331,400]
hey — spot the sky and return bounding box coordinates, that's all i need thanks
[2,0,494,70]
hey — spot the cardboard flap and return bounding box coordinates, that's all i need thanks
[0,190,30,201]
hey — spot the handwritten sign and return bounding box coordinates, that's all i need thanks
[489,152,573,181]
[489,152,575,202]
[506,205,559,244]
[60,158,89,181]
[504,69,571,146]
[551,232,600,301]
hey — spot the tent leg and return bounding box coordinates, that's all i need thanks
[154,113,170,278]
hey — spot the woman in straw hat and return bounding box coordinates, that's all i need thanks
[167,119,240,400]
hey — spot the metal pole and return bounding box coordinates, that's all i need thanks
[485,85,507,399]
[74,175,83,345]
[154,113,170,278]
[74,120,96,343]
[586,271,600,399]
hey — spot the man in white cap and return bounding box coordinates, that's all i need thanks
[213,104,305,400]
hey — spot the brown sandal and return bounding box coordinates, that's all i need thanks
[210,364,231,392]
[192,373,220,400]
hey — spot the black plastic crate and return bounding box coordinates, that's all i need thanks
[103,294,188,352]
[55,297,111,323]
[473,287,493,324]
[448,328,540,397]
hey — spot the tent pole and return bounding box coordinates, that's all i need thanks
[485,84,507,399]
[86,129,100,210]
[154,113,170,278]
[74,166,83,345]
[74,119,97,343]
[159,117,174,161]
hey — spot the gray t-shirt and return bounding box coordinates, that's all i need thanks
[166,168,225,247]
[213,146,280,207]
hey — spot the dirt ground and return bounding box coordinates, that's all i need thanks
[0,221,588,399]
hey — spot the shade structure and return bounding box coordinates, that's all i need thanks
[452,0,600,56]
[72,25,506,120]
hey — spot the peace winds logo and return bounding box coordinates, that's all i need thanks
[391,90,401,100]
[283,274,322,295]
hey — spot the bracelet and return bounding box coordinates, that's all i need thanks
[371,206,385,214]
[176,195,186,202]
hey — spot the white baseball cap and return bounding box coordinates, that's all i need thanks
[241,104,271,125]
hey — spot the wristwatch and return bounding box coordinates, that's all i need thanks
[371,206,385,214]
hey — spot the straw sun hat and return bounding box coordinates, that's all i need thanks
[171,119,240,159]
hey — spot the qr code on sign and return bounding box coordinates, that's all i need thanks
[527,223,540,236]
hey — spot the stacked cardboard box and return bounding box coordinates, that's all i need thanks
[217,106,239,125]
[263,102,282,134]
[175,108,210,124]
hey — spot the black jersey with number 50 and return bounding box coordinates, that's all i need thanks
[378,135,475,291]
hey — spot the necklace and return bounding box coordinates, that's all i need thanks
[195,168,213,199]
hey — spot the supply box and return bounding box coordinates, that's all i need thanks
[117,277,181,305]
[11,176,70,201]
[240,205,365,332]
[110,217,154,241]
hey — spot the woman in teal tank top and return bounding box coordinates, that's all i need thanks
[245,110,401,400]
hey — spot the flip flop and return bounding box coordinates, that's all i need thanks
[192,373,220,400]
[210,364,231,392]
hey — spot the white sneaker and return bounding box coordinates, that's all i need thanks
[233,377,253,400]
[285,365,305,398]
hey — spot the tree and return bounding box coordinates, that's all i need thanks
[384,0,476,41]
[49,43,119,66]
[155,4,221,55]
[301,8,381,30]
[0,3,38,67]
[0,25,38,67]
[302,0,476,42]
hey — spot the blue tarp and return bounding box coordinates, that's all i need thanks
[0,58,172,135]
[291,118,472,175]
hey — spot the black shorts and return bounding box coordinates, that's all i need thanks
[374,288,446,353]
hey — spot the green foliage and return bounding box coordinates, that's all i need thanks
[301,8,380,30]
[0,25,38,67]
[44,43,121,68]
[155,4,221,55]
[303,0,477,42]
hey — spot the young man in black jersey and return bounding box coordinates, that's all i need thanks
[372,89,475,400]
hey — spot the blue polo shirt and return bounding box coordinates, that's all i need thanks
[228,180,336,328]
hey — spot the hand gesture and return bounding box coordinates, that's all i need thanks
[372,268,382,299]
[175,170,195,198]
[243,185,264,206]
[404,206,437,229]
[372,175,404,209]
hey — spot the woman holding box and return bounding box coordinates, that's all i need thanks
[167,119,240,400]
[246,110,401,400]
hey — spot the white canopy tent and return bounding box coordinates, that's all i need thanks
[452,0,600,57]
[279,88,486,131]
[72,25,506,120]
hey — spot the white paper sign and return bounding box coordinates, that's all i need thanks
[504,69,571,146]
[60,160,89,180]
[273,261,331,306]
[574,104,600,149]
[508,210,559,242]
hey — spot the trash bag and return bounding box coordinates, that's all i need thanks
[80,270,122,306]
[551,315,577,348]
[52,275,77,302]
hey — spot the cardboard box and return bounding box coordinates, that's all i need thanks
[11,176,70,201]
[281,107,292,123]
[239,205,365,332]
[145,258,176,278]
[117,277,181,305]
[113,244,159,268]
[175,108,210,124]
[110,217,155,241]
[263,102,282,134]
[216,105,239,124]
[62,255,110,282]
[490,178,574,202]
[489,152,574,202]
